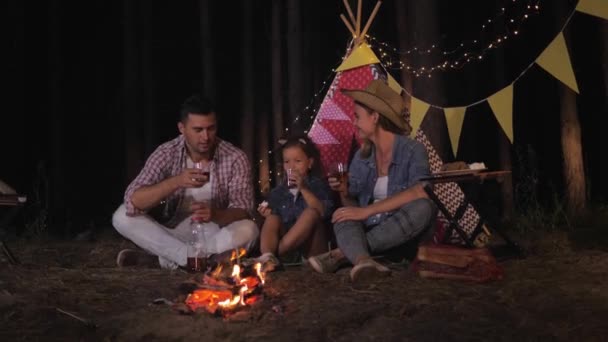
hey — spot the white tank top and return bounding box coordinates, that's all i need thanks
[373,176,388,202]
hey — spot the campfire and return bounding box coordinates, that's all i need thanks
[184,248,266,315]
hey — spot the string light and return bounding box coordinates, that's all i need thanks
[367,0,541,77]
[256,1,542,193]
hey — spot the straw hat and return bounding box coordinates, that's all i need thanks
[341,79,411,133]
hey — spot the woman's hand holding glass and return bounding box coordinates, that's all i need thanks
[327,162,348,194]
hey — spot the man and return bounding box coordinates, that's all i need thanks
[112,95,258,269]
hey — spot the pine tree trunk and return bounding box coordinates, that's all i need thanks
[48,0,66,228]
[601,21,608,102]
[199,0,215,100]
[498,134,514,220]
[286,0,303,124]
[258,111,270,196]
[141,4,158,155]
[271,0,284,184]
[394,0,413,109]
[560,85,587,217]
[240,0,255,165]
[122,0,143,182]
[408,1,449,161]
[560,27,587,218]
[492,17,514,221]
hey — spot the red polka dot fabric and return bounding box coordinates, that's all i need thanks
[309,66,372,175]
[317,98,351,121]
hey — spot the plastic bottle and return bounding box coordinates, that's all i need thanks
[187,217,208,272]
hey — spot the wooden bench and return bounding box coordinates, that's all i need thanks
[0,194,27,265]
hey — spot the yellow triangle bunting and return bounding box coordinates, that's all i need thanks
[576,0,608,20]
[487,85,514,143]
[336,44,381,72]
[409,97,430,138]
[536,32,579,93]
[444,107,467,157]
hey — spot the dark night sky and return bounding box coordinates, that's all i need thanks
[3,0,607,234]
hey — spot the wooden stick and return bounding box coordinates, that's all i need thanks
[56,308,97,329]
[482,224,492,237]
[340,14,357,37]
[342,0,357,31]
[356,0,362,36]
[1,240,19,265]
[360,1,382,40]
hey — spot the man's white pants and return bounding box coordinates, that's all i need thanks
[112,204,259,269]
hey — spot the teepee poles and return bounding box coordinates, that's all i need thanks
[342,0,356,29]
[356,0,362,37]
[340,0,382,46]
[360,1,381,41]
[340,14,357,37]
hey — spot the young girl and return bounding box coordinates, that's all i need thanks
[256,136,334,271]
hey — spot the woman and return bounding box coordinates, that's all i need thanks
[308,79,437,283]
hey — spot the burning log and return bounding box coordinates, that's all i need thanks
[181,249,266,316]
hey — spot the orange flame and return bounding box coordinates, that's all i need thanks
[254,262,265,285]
[230,248,247,262]
[231,264,241,283]
[185,249,265,314]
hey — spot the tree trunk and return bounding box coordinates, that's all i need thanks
[122,0,143,183]
[199,0,215,100]
[498,133,514,220]
[600,20,608,103]
[257,111,271,196]
[394,0,413,109]
[560,84,587,217]
[271,0,284,184]
[559,26,587,218]
[240,0,255,164]
[48,0,66,229]
[492,13,514,221]
[408,1,450,161]
[142,4,158,156]
[286,0,303,125]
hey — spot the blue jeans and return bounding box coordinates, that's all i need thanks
[334,198,437,263]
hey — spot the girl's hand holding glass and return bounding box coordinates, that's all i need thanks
[257,201,272,217]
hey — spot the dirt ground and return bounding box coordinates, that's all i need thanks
[1,229,607,342]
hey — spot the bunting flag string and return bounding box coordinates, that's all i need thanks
[366,0,606,156]
[443,107,468,157]
[576,0,608,20]
[259,0,608,193]
[535,32,579,94]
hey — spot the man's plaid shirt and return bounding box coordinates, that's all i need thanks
[124,135,254,227]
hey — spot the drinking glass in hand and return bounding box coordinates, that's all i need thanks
[194,162,210,185]
[327,162,348,185]
[286,168,297,189]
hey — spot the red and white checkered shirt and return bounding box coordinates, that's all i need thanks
[124,135,254,227]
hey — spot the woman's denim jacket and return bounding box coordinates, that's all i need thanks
[347,134,431,227]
